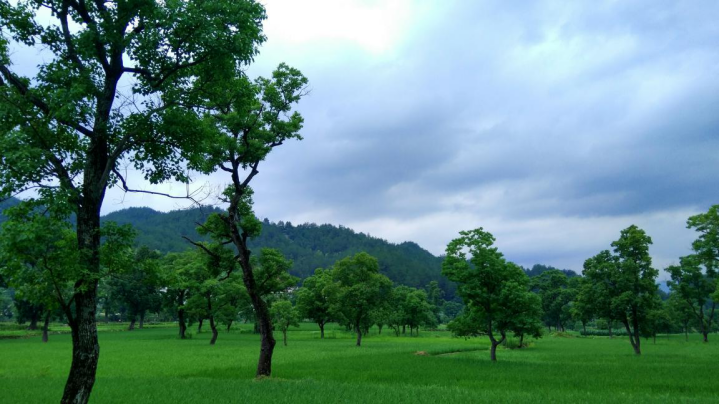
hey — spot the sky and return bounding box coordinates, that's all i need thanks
[12,0,719,275]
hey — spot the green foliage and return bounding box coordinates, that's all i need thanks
[107,247,163,327]
[271,299,299,346]
[442,228,542,360]
[583,225,658,354]
[331,252,392,343]
[531,269,576,331]
[296,268,335,334]
[98,206,454,297]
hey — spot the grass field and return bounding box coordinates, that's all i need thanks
[0,323,717,403]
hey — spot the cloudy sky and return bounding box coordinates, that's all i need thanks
[96,0,719,275]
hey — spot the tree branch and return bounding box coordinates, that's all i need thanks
[0,65,95,138]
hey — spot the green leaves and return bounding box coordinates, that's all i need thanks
[442,228,542,354]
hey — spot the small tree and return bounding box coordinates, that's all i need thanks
[442,228,542,361]
[271,300,299,346]
[331,252,392,346]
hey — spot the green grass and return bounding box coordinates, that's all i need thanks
[0,323,717,403]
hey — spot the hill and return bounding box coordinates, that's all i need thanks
[101,206,454,296]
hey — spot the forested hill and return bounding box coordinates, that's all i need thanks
[101,206,453,295]
[1,198,575,296]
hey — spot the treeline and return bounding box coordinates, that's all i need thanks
[442,205,719,360]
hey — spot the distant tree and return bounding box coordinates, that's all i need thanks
[402,288,435,335]
[531,270,575,332]
[296,268,336,338]
[667,205,719,343]
[441,301,464,322]
[584,226,658,355]
[160,251,205,339]
[667,255,717,343]
[570,277,594,334]
[331,252,392,346]
[271,300,300,346]
[641,297,673,344]
[442,228,543,361]
[108,247,162,330]
[666,292,695,341]
[425,281,444,326]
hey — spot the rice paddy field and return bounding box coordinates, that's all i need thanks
[0,323,717,403]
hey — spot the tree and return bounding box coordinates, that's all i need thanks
[425,281,444,327]
[331,252,392,346]
[531,269,575,332]
[186,62,307,377]
[584,225,658,355]
[571,277,595,334]
[0,1,267,401]
[271,299,299,346]
[0,204,133,344]
[108,247,162,330]
[667,205,719,343]
[667,255,716,343]
[160,251,204,339]
[442,228,543,361]
[666,292,695,341]
[296,268,336,339]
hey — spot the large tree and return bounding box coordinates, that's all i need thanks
[0,1,266,401]
[584,225,658,355]
[442,228,542,361]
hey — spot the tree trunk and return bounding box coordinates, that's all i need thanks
[209,315,218,345]
[28,314,39,330]
[139,312,145,329]
[178,308,187,339]
[623,319,641,355]
[319,322,325,339]
[283,330,287,346]
[128,318,136,331]
[42,312,50,343]
[684,324,688,341]
[356,323,362,347]
[378,324,383,335]
[519,333,524,348]
[226,320,233,333]
[254,298,276,376]
[61,287,100,404]
[197,318,203,333]
[582,321,587,334]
